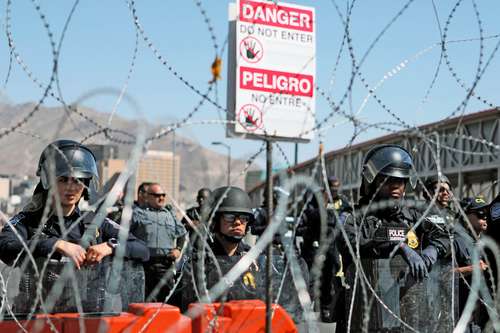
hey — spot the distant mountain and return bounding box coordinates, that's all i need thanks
[0,103,257,205]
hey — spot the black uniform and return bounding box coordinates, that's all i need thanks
[0,208,149,265]
[342,202,453,332]
[454,222,490,331]
[182,206,202,234]
[344,203,450,260]
[299,194,346,324]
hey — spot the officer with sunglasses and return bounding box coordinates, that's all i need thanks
[177,186,256,309]
[423,174,456,226]
[206,186,253,256]
[130,182,187,302]
[453,196,490,331]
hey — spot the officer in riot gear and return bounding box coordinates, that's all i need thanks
[0,140,149,313]
[177,186,256,310]
[178,186,307,323]
[0,140,149,266]
[208,186,254,255]
[342,144,452,332]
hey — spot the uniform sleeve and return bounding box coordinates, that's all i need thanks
[420,216,451,257]
[101,218,150,262]
[0,214,28,264]
[172,212,187,238]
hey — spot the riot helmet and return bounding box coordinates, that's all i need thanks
[360,144,416,201]
[209,186,254,243]
[37,140,99,198]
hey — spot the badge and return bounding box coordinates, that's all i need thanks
[242,271,257,290]
[407,230,419,249]
[334,199,342,210]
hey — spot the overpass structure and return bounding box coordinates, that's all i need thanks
[248,108,500,204]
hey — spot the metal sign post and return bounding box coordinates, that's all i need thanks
[227,1,316,330]
[265,139,273,333]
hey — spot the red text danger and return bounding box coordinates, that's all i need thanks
[239,0,313,32]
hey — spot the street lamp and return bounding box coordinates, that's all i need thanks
[212,141,231,186]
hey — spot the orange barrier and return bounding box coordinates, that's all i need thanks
[0,301,297,332]
[0,304,191,333]
[189,300,297,333]
[61,303,191,333]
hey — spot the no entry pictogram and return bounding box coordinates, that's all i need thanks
[239,36,263,63]
[237,104,263,131]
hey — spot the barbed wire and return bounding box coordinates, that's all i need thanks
[0,1,499,332]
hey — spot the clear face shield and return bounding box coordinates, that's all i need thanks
[38,143,99,200]
[362,146,417,189]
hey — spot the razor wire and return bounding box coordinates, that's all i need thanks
[0,1,499,333]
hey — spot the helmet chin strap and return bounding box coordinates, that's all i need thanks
[220,233,244,244]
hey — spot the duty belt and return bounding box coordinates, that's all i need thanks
[148,248,172,258]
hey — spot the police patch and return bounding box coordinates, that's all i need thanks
[387,227,406,241]
[491,202,500,222]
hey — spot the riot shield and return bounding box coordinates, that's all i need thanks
[180,253,308,324]
[11,258,145,315]
[345,257,457,332]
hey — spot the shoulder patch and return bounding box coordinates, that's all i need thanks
[491,202,500,222]
[8,213,25,226]
[427,215,446,225]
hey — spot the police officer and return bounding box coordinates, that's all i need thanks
[327,176,352,213]
[342,144,451,332]
[131,182,187,302]
[423,174,456,225]
[0,140,149,268]
[182,188,211,234]
[207,186,254,256]
[453,196,489,332]
[177,186,256,310]
[135,182,152,208]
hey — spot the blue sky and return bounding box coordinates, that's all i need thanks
[0,0,499,170]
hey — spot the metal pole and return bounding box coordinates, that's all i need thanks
[227,145,231,186]
[172,130,176,201]
[293,143,298,238]
[265,140,273,333]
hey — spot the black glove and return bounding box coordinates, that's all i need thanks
[399,244,428,280]
[421,245,438,270]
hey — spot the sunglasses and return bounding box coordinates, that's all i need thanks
[472,211,488,220]
[147,192,166,198]
[222,213,251,224]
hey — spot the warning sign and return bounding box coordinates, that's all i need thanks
[240,36,264,63]
[237,104,263,131]
[227,0,316,142]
